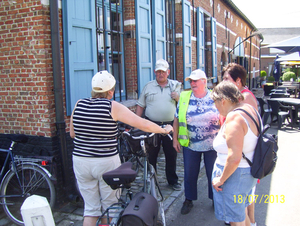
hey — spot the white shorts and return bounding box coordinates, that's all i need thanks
[73,155,121,217]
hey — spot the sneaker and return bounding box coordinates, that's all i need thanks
[171,182,181,191]
[224,221,230,225]
[181,199,193,215]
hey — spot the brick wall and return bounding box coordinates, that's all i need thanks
[0,0,67,137]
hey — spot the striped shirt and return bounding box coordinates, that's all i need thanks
[72,98,118,157]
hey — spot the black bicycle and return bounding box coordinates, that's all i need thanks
[0,134,56,225]
[96,128,169,226]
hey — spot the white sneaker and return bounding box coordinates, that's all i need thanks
[224,221,230,225]
[251,223,257,226]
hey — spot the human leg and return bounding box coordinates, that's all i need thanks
[203,150,217,200]
[161,134,178,185]
[83,216,99,226]
[247,185,257,225]
[73,155,120,219]
[182,147,201,200]
[148,135,162,172]
[181,147,201,214]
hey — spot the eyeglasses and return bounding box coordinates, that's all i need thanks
[189,78,206,83]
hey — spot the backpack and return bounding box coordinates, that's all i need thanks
[234,108,278,179]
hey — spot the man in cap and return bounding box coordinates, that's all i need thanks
[136,59,182,190]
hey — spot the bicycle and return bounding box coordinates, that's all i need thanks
[96,128,170,226]
[0,134,56,225]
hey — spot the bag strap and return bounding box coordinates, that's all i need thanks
[233,108,262,167]
[234,108,261,134]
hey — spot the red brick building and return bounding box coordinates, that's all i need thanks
[0,0,262,205]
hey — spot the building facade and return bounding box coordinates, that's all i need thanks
[0,0,261,206]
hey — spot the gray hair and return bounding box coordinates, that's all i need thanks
[211,81,244,104]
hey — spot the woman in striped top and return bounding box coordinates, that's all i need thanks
[70,71,173,226]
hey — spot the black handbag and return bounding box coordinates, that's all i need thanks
[234,108,278,179]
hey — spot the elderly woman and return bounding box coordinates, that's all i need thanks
[173,69,220,215]
[222,63,258,226]
[70,70,173,226]
[211,81,259,226]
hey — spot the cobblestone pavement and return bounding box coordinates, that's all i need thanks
[0,150,185,226]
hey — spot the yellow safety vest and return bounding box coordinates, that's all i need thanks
[178,90,192,147]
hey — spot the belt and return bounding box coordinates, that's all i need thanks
[145,117,173,126]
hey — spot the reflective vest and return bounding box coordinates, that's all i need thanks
[178,90,192,147]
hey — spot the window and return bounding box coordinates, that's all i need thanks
[165,0,176,79]
[96,0,126,101]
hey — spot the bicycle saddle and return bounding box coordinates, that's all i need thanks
[103,162,137,190]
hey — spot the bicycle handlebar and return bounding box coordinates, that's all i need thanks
[123,127,172,141]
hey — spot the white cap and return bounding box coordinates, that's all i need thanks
[185,69,207,81]
[92,71,116,93]
[155,59,169,72]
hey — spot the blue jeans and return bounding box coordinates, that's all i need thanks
[183,147,217,200]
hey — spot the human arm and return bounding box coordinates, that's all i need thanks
[242,92,258,111]
[70,113,75,138]
[135,105,145,117]
[172,116,181,153]
[170,81,182,102]
[70,100,80,139]
[111,101,172,134]
[212,112,246,192]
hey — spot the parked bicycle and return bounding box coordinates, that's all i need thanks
[96,128,169,226]
[0,134,56,225]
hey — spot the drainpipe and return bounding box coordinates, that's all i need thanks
[249,30,253,89]
[49,0,70,188]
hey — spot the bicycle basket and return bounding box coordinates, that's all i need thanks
[124,131,158,157]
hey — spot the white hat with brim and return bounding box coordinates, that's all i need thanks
[185,69,207,81]
[92,71,116,93]
[155,59,169,72]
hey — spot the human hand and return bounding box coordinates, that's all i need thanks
[163,124,173,134]
[212,177,224,192]
[173,139,181,153]
[171,92,179,102]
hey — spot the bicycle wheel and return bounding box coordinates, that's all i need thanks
[0,163,56,225]
[149,167,165,226]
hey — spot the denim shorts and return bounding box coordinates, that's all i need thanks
[212,163,257,223]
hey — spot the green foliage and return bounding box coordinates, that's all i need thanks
[260,70,267,77]
[267,76,275,82]
[282,71,296,81]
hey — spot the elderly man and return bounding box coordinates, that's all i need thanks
[136,59,182,190]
